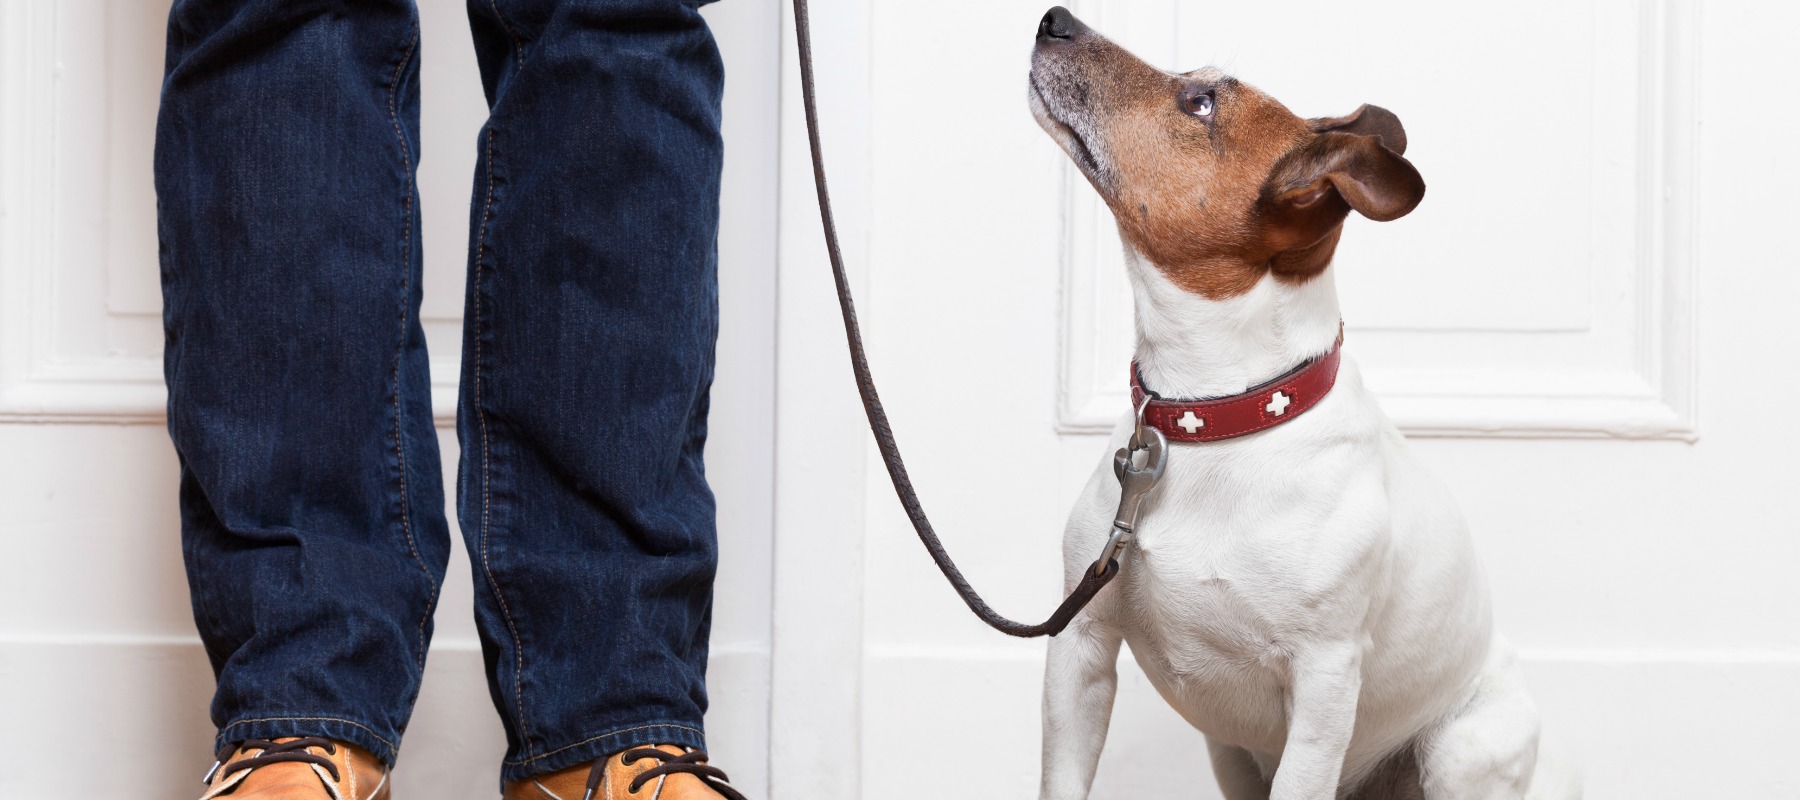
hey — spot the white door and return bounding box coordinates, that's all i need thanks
[0,0,780,797]
[771,1,1800,798]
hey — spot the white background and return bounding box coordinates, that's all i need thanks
[3,1,1798,798]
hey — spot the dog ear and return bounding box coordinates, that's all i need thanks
[1259,130,1425,251]
[1308,104,1407,156]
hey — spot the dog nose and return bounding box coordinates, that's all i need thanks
[1038,6,1077,40]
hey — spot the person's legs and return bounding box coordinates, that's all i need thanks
[458,0,725,782]
[156,0,447,769]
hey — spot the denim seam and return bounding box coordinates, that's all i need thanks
[384,15,434,675]
[473,125,534,754]
[219,716,398,753]
[488,0,526,74]
[502,723,706,767]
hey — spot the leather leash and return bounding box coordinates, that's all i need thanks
[791,0,1164,638]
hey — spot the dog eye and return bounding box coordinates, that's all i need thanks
[1184,92,1215,117]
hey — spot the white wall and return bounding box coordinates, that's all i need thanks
[6,1,1800,799]
[0,0,779,797]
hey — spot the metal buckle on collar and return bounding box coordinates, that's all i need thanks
[1101,422,1167,574]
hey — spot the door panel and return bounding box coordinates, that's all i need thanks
[791,1,1800,798]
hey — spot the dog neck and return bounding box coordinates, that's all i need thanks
[1125,244,1343,400]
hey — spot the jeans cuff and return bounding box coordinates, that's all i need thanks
[216,715,401,770]
[501,721,707,783]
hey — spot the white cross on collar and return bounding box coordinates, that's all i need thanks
[1175,410,1205,433]
[1266,390,1292,416]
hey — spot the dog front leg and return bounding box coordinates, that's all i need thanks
[1270,641,1364,800]
[1039,619,1123,800]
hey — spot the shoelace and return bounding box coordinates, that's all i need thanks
[203,737,341,786]
[582,748,747,800]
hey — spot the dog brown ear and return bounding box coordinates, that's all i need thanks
[1260,131,1425,252]
[1308,104,1407,156]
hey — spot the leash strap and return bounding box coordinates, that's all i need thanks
[791,0,1122,637]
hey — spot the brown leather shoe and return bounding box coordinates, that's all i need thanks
[198,737,389,800]
[502,744,746,800]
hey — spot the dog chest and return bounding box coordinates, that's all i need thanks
[1104,481,1391,745]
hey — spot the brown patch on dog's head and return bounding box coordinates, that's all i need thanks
[1029,7,1424,299]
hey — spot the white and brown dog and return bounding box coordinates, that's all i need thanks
[1028,8,1577,799]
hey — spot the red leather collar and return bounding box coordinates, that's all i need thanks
[1130,333,1343,443]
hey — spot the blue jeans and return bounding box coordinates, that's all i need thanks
[155,0,723,781]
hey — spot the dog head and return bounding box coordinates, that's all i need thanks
[1028,6,1424,300]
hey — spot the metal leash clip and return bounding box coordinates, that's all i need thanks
[1099,407,1167,575]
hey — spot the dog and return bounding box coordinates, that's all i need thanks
[1028,8,1578,799]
